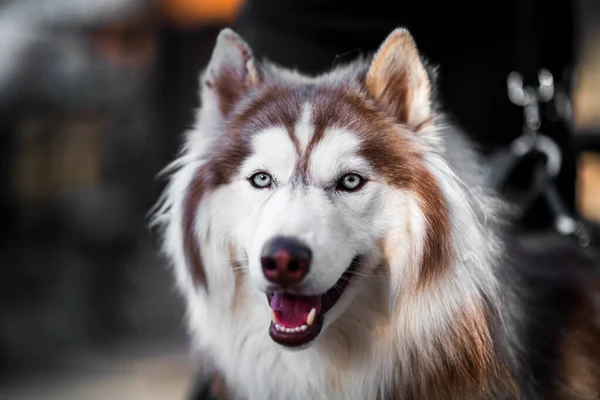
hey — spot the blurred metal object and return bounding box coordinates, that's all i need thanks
[509,132,562,178]
[490,67,594,249]
[507,71,528,107]
[537,68,555,102]
[507,69,557,131]
[488,69,562,197]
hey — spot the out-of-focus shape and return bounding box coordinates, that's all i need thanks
[572,46,600,129]
[0,0,154,107]
[160,0,245,26]
[577,152,600,223]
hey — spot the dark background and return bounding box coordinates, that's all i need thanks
[0,0,598,398]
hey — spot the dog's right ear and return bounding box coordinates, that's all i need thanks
[200,29,260,122]
[365,28,432,132]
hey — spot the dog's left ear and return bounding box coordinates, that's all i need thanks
[365,28,433,131]
[201,28,261,120]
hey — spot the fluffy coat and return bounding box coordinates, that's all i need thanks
[153,28,600,400]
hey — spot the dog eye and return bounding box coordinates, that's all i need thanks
[249,172,272,189]
[336,173,366,192]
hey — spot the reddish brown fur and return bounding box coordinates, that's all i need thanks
[183,167,210,286]
[206,67,242,117]
[388,301,515,400]
[411,168,454,286]
[559,279,600,399]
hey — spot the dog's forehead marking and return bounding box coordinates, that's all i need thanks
[295,102,314,151]
[251,126,298,157]
[244,100,361,185]
[241,96,369,185]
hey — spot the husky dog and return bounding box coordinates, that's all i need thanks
[153,27,600,399]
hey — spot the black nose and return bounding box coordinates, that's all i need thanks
[261,237,312,286]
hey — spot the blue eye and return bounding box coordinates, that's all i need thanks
[249,172,272,189]
[336,173,366,192]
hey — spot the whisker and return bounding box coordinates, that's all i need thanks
[330,284,346,295]
[337,275,380,287]
[351,271,382,278]
[239,273,253,285]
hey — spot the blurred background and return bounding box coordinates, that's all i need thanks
[0,0,597,399]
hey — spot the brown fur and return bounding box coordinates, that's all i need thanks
[410,167,454,287]
[183,168,211,286]
[559,279,600,400]
[388,300,516,400]
[207,66,249,118]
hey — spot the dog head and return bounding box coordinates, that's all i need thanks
[156,27,500,355]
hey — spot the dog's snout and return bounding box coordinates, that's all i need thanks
[261,237,311,286]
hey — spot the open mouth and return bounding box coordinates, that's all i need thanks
[266,257,359,348]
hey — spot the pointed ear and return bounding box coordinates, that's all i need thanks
[200,29,260,120]
[365,28,433,131]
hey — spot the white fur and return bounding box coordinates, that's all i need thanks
[295,102,314,151]
[239,126,298,182]
[153,30,506,400]
[310,127,371,184]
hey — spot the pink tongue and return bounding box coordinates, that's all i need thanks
[270,293,322,327]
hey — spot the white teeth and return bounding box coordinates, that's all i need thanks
[306,308,316,326]
[271,309,277,325]
[273,323,310,333]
